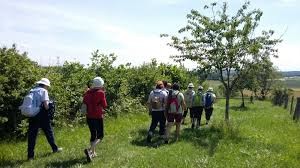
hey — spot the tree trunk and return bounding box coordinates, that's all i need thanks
[293,97,300,121]
[290,96,294,115]
[240,90,245,108]
[225,88,230,121]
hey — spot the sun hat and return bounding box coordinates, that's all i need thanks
[91,77,104,88]
[36,78,51,87]
[198,86,203,90]
[156,80,163,86]
[207,87,213,92]
[188,83,194,88]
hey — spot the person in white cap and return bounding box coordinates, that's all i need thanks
[203,87,216,126]
[182,83,195,124]
[27,78,62,160]
[83,77,107,162]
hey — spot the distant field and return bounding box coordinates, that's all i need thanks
[284,77,300,89]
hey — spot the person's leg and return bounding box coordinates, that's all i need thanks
[189,108,193,123]
[182,110,188,124]
[41,119,58,152]
[91,118,103,156]
[164,113,174,143]
[85,118,96,162]
[196,107,203,128]
[27,118,39,159]
[159,111,166,136]
[147,111,159,142]
[175,114,183,140]
[205,108,213,125]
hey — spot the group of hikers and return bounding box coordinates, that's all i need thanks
[19,77,216,162]
[146,81,216,144]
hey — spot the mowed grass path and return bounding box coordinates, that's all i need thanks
[0,100,299,168]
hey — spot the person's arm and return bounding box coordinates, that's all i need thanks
[100,91,108,110]
[42,89,50,110]
[147,92,153,115]
[181,93,187,111]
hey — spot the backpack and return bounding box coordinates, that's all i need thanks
[204,93,213,109]
[193,92,203,107]
[151,90,163,109]
[19,91,40,117]
[168,92,180,113]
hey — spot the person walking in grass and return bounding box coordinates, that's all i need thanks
[191,86,204,129]
[182,83,195,124]
[24,78,62,160]
[147,81,168,143]
[203,87,216,126]
[83,77,107,162]
[165,83,186,143]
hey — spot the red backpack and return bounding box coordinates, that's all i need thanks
[168,92,180,113]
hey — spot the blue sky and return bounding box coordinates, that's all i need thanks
[0,0,299,70]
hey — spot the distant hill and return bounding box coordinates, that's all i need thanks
[281,71,300,77]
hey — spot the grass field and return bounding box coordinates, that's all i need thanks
[0,99,300,168]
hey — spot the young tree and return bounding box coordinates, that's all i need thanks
[162,1,281,120]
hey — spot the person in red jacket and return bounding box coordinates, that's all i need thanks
[83,77,107,162]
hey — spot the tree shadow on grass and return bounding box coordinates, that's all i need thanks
[0,159,27,168]
[181,127,223,156]
[130,128,169,148]
[45,157,88,168]
[0,152,54,167]
[230,106,250,112]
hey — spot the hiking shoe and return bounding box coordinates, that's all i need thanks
[27,157,34,161]
[84,149,92,162]
[53,147,63,153]
[91,152,97,158]
[146,135,151,143]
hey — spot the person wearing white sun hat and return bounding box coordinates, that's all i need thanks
[27,78,62,160]
[83,77,107,162]
[182,83,195,124]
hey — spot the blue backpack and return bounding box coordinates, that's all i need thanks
[204,93,213,109]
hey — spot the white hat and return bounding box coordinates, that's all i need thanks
[36,78,51,87]
[188,83,194,88]
[198,86,203,90]
[92,77,104,88]
[207,87,213,92]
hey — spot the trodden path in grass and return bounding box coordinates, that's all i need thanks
[0,100,300,168]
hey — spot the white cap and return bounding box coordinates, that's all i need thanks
[198,86,203,90]
[36,78,51,87]
[207,87,213,92]
[188,83,194,88]
[92,77,104,88]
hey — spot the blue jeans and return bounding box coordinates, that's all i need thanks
[27,109,58,158]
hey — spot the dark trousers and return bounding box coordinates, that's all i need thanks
[87,118,104,142]
[27,112,58,158]
[204,108,214,121]
[148,110,166,136]
[191,106,203,127]
[183,108,192,118]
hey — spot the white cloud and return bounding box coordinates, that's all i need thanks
[0,0,180,66]
[272,42,300,71]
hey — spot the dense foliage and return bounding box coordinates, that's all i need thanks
[0,45,199,137]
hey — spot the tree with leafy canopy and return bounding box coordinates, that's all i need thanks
[161,1,281,120]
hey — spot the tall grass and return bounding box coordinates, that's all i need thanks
[0,99,299,168]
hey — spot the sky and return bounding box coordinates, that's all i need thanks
[0,0,299,71]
